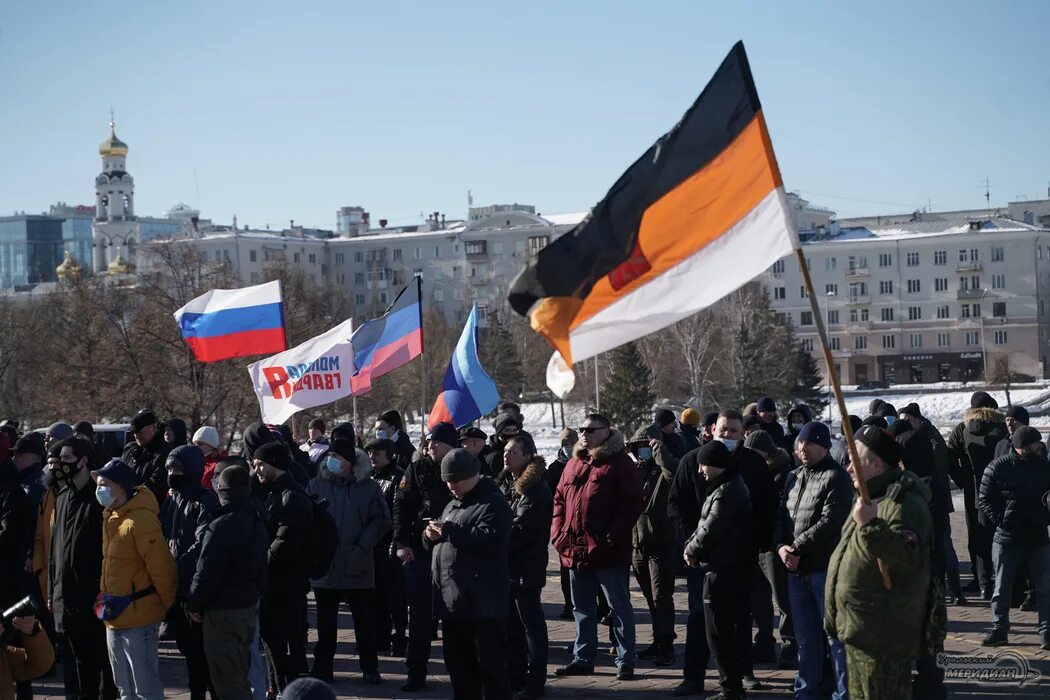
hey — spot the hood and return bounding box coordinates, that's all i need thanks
[168,445,205,492]
[165,418,188,447]
[768,447,792,473]
[322,447,373,482]
[242,422,278,460]
[868,398,886,416]
[330,421,356,444]
[964,407,1006,435]
[114,485,160,517]
[786,404,813,432]
[514,456,547,496]
[629,425,662,444]
[574,429,626,464]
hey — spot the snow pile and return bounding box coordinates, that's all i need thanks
[841,389,1044,427]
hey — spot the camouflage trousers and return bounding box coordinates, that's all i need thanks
[845,644,913,700]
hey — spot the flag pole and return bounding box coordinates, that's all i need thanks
[594,355,601,413]
[418,275,426,436]
[350,318,358,431]
[795,247,891,589]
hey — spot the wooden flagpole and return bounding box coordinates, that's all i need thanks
[795,248,891,589]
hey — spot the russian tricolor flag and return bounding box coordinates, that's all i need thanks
[174,280,287,362]
[428,304,499,429]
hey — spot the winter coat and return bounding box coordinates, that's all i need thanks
[896,427,950,525]
[783,404,813,451]
[632,440,677,552]
[0,461,30,606]
[482,436,508,477]
[187,496,269,613]
[49,476,104,630]
[0,625,55,699]
[766,447,793,502]
[242,423,309,488]
[545,451,570,492]
[261,471,315,595]
[308,454,392,590]
[426,477,512,620]
[734,445,778,553]
[978,451,1050,547]
[660,431,687,461]
[159,454,220,599]
[31,484,55,602]
[947,407,1007,500]
[758,419,787,448]
[121,432,172,505]
[300,437,329,465]
[392,455,452,551]
[826,469,932,659]
[371,463,405,555]
[100,487,178,630]
[498,458,553,589]
[200,449,229,492]
[391,431,417,470]
[917,419,955,514]
[551,430,644,571]
[773,454,854,575]
[679,425,701,454]
[684,469,752,573]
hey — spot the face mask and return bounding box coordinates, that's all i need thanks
[885,416,896,427]
[96,485,115,508]
[637,447,653,461]
[717,437,738,452]
[375,430,388,440]
[324,456,343,475]
[211,476,220,493]
[167,474,186,491]
[791,422,805,432]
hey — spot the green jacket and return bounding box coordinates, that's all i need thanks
[825,469,932,659]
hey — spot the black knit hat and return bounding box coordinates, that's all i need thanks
[862,415,888,429]
[459,426,487,441]
[131,410,157,433]
[697,440,732,469]
[429,421,461,448]
[855,424,902,467]
[1011,426,1042,449]
[329,437,357,462]
[254,442,291,471]
[653,408,676,428]
[701,411,719,428]
[756,397,776,413]
[868,398,886,416]
[440,448,480,482]
[380,410,404,432]
[971,391,999,409]
[1005,405,1030,425]
[743,429,775,455]
[900,403,922,420]
[742,414,761,432]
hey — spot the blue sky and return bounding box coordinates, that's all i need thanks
[1,0,1048,229]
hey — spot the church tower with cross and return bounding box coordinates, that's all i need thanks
[91,112,139,273]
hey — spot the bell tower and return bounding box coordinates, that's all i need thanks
[91,112,139,273]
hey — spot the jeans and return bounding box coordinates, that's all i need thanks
[568,567,636,667]
[704,570,750,692]
[404,549,435,679]
[683,566,711,683]
[105,623,163,700]
[991,540,1050,636]
[248,609,266,700]
[507,587,548,692]
[442,619,510,700]
[559,566,572,611]
[631,544,677,644]
[754,551,794,648]
[313,587,379,674]
[788,572,847,700]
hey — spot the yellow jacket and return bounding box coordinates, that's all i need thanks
[0,626,55,700]
[100,487,177,629]
[32,486,55,599]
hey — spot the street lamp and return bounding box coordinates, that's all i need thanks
[824,290,836,421]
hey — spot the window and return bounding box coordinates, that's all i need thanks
[936,305,950,319]
[249,250,257,262]
[354,252,362,263]
[994,330,1007,345]
[910,334,923,348]
[800,286,808,299]
[828,310,840,324]
[938,332,950,347]
[773,286,786,300]
[250,271,259,283]
[393,249,402,261]
[801,338,814,352]
[906,252,920,266]
[354,272,363,284]
[379,292,388,304]
[908,306,922,320]
[515,240,525,255]
[849,308,869,322]
[972,303,981,317]
[800,311,813,326]
[413,247,422,260]
[883,335,896,349]
[878,253,892,267]
[959,249,968,262]
[830,337,840,351]
[355,294,365,305]
[969,248,979,262]
[453,266,462,279]
[293,252,300,263]
[880,280,893,294]
[991,246,1004,262]
[223,250,230,262]
[993,302,1006,317]
[433,246,441,258]
[855,336,867,350]
[308,253,316,264]
[826,283,838,295]
[825,257,837,271]
[992,273,1005,289]
[263,249,272,262]
[933,278,947,292]
[771,260,785,275]
[433,289,444,302]
[334,253,344,265]
[881,308,894,322]
[933,250,947,266]
[465,241,487,256]
[527,235,550,257]
[907,279,921,293]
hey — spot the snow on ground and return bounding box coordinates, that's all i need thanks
[841,388,1046,427]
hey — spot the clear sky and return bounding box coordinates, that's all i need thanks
[1,0,1048,229]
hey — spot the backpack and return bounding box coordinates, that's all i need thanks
[308,494,339,579]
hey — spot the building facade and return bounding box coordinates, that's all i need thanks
[762,215,1050,384]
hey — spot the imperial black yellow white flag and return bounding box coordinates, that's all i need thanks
[508,41,798,370]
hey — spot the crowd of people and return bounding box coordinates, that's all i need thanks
[0,391,1048,700]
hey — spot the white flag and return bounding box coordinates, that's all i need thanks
[546,351,576,399]
[247,318,354,425]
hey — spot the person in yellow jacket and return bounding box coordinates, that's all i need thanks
[92,459,177,700]
[0,614,55,700]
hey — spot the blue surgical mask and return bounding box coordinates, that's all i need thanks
[717,437,738,452]
[375,429,389,440]
[637,447,653,462]
[791,422,805,432]
[324,455,343,475]
[96,485,115,508]
[885,416,896,427]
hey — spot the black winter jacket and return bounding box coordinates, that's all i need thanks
[668,446,706,540]
[545,451,570,493]
[426,477,512,620]
[735,446,777,553]
[499,458,554,589]
[187,497,269,612]
[978,451,1050,546]
[160,466,220,599]
[392,431,416,470]
[49,474,104,629]
[685,469,752,573]
[393,455,453,550]
[121,433,172,505]
[372,463,405,555]
[773,454,854,574]
[0,461,30,606]
[261,472,314,594]
[947,407,1007,497]
[896,426,949,524]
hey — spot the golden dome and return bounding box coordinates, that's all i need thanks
[107,251,133,276]
[56,250,81,279]
[99,122,128,157]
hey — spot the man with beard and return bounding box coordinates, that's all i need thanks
[392,422,458,692]
[121,411,171,504]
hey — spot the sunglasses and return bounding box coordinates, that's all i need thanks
[577,426,606,434]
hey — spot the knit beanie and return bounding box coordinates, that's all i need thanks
[192,426,221,450]
[856,425,902,467]
[254,442,291,471]
[970,391,999,409]
[743,430,776,455]
[697,440,732,469]
[653,409,676,428]
[440,448,480,482]
[1004,405,1030,425]
[756,397,777,413]
[1011,426,1042,449]
[680,408,700,427]
[797,422,832,450]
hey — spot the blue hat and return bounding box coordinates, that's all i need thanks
[756,397,777,413]
[797,421,832,451]
[91,458,141,496]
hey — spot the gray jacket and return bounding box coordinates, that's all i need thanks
[307,450,392,590]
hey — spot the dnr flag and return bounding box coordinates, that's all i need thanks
[508,41,798,367]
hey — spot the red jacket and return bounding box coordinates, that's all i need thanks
[201,450,229,491]
[551,430,643,570]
